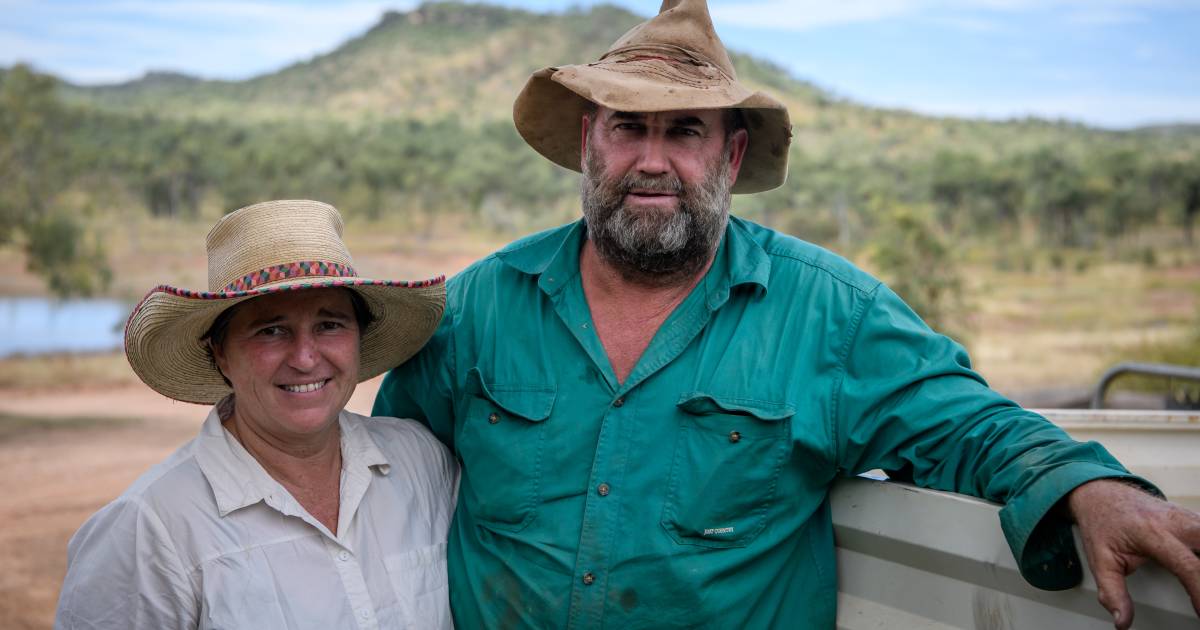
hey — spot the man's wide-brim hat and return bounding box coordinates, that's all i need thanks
[124,200,446,405]
[513,0,792,194]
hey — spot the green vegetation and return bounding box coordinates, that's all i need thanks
[865,205,971,342]
[0,411,136,442]
[0,352,138,392]
[2,0,1199,324]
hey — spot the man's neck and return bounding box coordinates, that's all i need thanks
[579,239,716,384]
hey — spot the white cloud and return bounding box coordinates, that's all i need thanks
[708,0,1187,31]
[1065,9,1149,25]
[710,0,934,31]
[4,1,412,84]
[872,91,1200,128]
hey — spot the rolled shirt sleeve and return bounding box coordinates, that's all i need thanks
[56,497,197,630]
[833,283,1159,589]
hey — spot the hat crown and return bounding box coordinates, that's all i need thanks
[607,0,736,79]
[205,200,354,292]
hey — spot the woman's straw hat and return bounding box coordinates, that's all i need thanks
[512,0,792,194]
[124,200,446,404]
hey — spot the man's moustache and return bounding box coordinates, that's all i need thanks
[619,175,683,195]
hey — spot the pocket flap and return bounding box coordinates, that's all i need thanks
[676,392,794,421]
[466,367,556,421]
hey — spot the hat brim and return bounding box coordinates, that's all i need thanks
[514,61,792,194]
[124,276,446,405]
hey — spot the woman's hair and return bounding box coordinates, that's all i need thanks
[201,288,376,386]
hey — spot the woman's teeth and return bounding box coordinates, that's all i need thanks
[282,380,327,393]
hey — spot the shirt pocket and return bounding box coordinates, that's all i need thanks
[384,542,452,630]
[456,366,556,531]
[660,392,794,548]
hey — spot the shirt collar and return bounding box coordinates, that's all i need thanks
[495,221,584,296]
[495,217,771,298]
[194,401,390,517]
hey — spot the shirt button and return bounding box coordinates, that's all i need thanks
[582,572,596,585]
[613,397,624,408]
[597,483,610,496]
[488,412,500,424]
[337,550,350,561]
[729,430,742,443]
[359,609,370,620]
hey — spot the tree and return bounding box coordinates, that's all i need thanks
[0,64,112,296]
[867,205,971,343]
[1019,148,1092,247]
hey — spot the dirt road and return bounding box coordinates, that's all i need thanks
[0,379,383,630]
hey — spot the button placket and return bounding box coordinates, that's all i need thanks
[324,539,378,630]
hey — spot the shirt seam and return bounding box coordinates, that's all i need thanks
[830,284,882,469]
[128,496,199,595]
[189,530,328,576]
[762,246,879,295]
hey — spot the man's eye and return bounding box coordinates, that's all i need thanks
[670,127,701,137]
[615,123,645,131]
[319,321,346,331]
[256,325,285,337]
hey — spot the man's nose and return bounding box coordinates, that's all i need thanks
[634,133,670,176]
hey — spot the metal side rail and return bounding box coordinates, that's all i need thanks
[832,476,1199,630]
[1092,362,1200,410]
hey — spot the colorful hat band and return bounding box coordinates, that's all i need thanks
[224,260,356,292]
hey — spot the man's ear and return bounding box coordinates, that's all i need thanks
[580,113,591,170]
[726,128,749,186]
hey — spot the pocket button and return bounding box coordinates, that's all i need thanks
[728,430,742,443]
[488,412,500,424]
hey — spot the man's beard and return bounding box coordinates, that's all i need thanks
[581,145,733,287]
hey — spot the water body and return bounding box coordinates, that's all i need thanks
[0,297,130,358]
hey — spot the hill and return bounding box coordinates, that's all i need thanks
[3,1,1199,300]
[53,1,1200,170]
[61,2,829,125]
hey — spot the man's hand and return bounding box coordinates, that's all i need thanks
[1067,478,1200,629]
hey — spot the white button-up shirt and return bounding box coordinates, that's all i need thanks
[56,406,458,629]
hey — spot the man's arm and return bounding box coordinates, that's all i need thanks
[1067,479,1200,628]
[373,305,458,449]
[831,284,1173,592]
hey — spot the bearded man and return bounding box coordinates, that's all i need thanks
[375,1,1200,628]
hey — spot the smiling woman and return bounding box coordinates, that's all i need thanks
[54,200,457,630]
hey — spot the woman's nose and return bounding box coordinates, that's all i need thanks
[287,333,319,370]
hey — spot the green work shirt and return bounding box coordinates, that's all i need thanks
[374,217,1145,629]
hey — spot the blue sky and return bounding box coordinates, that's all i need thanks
[2,0,1198,128]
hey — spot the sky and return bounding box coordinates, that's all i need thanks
[1,0,1198,129]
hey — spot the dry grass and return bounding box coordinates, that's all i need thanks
[0,412,136,442]
[967,256,1199,397]
[1,213,1197,398]
[0,353,138,393]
